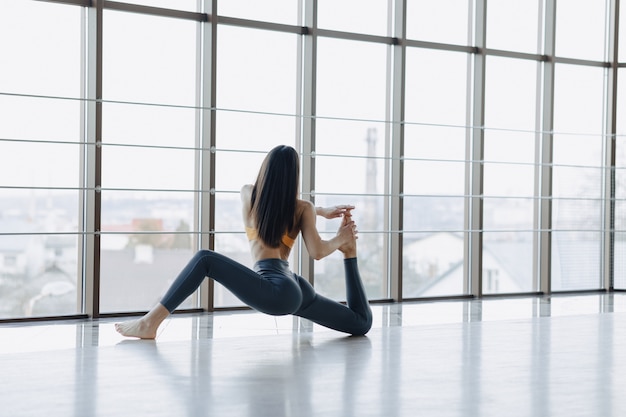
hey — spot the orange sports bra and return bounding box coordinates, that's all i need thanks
[245,226,296,249]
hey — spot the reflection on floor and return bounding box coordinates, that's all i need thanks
[2,293,626,416]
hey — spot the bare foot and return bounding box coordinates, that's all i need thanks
[339,214,358,259]
[115,319,158,339]
[115,303,170,339]
[339,238,357,258]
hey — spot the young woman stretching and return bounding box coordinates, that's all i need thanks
[115,145,373,338]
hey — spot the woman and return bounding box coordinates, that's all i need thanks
[115,145,372,338]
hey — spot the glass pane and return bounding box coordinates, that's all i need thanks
[551,162,603,290]
[315,38,388,300]
[483,56,537,294]
[218,0,297,25]
[406,0,470,45]
[100,191,195,312]
[618,68,626,137]
[0,141,79,189]
[215,27,297,307]
[100,11,197,313]
[616,69,626,289]
[552,64,604,290]
[552,166,603,292]
[486,0,540,53]
[0,137,81,320]
[317,38,387,121]
[0,1,82,319]
[553,65,604,163]
[216,111,296,153]
[404,126,466,162]
[313,152,386,301]
[402,161,466,299]
[483,231,534,293]
[216,25,297,167]
[103,102,196,148]
[0,0,81,97]
[402,229,465,298]
[403,48,468,298]
[402,164,466,300]
[551,231,602,291]
[405,48,468,126]
[555,0,607,61]
[0,191,80,319]
[485,57,538,130]
[616,230,626,290]
[313,154,386,301]
[318,0,389,36]
[102,146,195,190]
[215,150,267,192]
[103,10,196,106]
[217,26,297,115]
[315,155,385,196]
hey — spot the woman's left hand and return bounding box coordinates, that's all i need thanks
[317,205,355,219]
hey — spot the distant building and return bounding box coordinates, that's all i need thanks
[404,232,524,297]
[0,219,44,278]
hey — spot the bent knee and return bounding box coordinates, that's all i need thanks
[195,249,214,258]
[351,315,373,336]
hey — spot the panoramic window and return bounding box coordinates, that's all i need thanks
[214,25,298,308]
[0,0,624,321]
[0,1,82,319]
[403,48,468,298]
[613,67,626,289]
[315,37,388,300]
[551,64,605,291]
[482,56,538,294]
[99,10,197,313]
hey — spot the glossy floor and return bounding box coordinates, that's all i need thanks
[2,293,626,416]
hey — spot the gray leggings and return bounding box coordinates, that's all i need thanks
[160,250,373,336]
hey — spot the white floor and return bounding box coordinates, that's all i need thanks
[2,294,626,417]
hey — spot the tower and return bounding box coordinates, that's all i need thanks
[364,128,378,232]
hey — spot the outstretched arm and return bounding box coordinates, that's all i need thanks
[315,205,355,219]
[301,201,356,260]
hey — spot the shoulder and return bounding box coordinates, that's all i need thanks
[240,184,253,197]
[297,199,315,212]
[296,199,316,223]
[240,184,254,217]
[240,184,253,203]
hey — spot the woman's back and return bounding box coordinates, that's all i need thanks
[241,184,305,261]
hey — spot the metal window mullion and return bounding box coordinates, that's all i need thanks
[298,0,317,284]
[603,0,620,290]
[198,0,217,311]
[532,0,545,292]
[103,0,206,21]
[79,1,103,317]
[79,5,92,316]
[389,0,406,302]
[538,0,556,294]
[466,0,486,297]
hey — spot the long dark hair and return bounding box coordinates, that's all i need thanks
[251,145,300,248]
